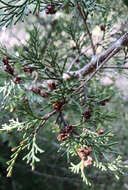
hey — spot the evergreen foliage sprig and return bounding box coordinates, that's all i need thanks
[0,0,128,188]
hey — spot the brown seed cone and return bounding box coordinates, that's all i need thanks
[53,100,65,112]
[35,87,41,94]
[23,67,33,73]
[8,67,14,75]
[31,87,40,94]
[45,3,57,14]
[48,82,56,91]
[40,91,50,98]
[2,57,9,65]
[84,156,93,167]
[82,109,92,119]
[100,24,106,31]
[99,98,110,106]
[65,125,73,133]
[98,129,104,135]
[78,148,88,160]
[78,147,92,160]
[13,77,21,84]
[87,147,92,154]
[23,97,28,103]
[57,132,69,141]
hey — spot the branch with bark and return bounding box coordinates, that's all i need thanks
[76,1,96,55]
[66,31,128,79]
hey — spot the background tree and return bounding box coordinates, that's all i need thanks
[0,0,128,189]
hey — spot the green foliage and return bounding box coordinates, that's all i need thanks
[123,0,128,7]
[22,134,44,170]
[0,0,41,27]
[0,0,128,189]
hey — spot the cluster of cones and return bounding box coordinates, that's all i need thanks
[2,57,21,83]
[57,125,73,141]
[2,57,14,76]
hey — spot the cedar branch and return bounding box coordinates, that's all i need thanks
[66,31,128,79]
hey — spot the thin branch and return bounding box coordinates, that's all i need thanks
[60,112,67,126]
[74,48,119,92]
[102,66,128,69]
[67,52,90,72]
[27,169,106,182]
[67,31,128,79]
[43,110,57,120]
[28,170,82,183]
[31,110,57,135]
[67,54,80,72]
[76,2,96,55]
[27,168,108,181]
